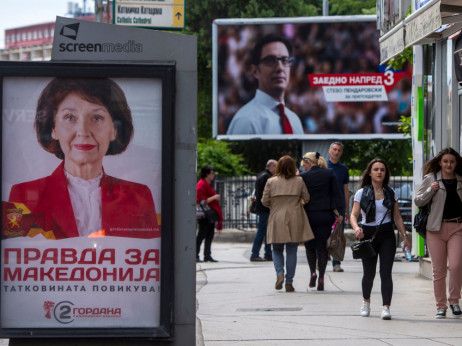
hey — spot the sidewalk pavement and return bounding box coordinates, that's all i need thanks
[213,227,358,245]
[196,241,462,346]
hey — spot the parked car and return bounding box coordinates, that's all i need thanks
[392,182,412,232]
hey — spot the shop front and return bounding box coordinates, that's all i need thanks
[378,0,462,272]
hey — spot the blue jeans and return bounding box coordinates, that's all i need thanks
[251,212,272,259]
[272,243,298,284]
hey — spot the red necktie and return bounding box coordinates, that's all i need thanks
[277,103,293,134]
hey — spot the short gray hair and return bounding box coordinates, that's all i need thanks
[330,141,344,149]
[266,159,277,169]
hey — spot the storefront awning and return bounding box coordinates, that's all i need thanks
[379,0,462,64]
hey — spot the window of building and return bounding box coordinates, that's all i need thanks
[38,31,43,39]
[44,29,49,38]
[22,32,26,41]
[6,35,9,43]
[27,32,32,40]
[17,33,20,42]
[33,31,37,40]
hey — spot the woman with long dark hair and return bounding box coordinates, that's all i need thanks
[350,159,409,320]
[415,148,462,319]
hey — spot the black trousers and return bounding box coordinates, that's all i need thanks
[361,222,396,306]
[304,210,335,279]
[196,218,215,259]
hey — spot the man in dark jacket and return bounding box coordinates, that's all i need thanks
[327,141,350,272]
[250,159,277,261]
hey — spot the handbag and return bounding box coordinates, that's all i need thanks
[327,209,346,261]
[351,209,389,260]
[413,173,437,239]
[327,220,346,261]
[351,238,376,259]
[199,200,219,224]
[196,203,206,219]
[249,196,257,214]
[413,205,430,239]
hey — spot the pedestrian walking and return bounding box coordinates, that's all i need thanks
[250,159,277,262]
[414,147,462,319]
[328,141,350,272]
[300,152,343,291]
[262,155,314,292]
[350,158,409,320]
[196,165,223,262]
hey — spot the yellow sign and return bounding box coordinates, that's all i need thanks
[114,0,185,29]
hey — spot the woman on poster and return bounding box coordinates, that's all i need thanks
[7,78,160,239]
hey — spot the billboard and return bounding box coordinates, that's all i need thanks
[0,62,174,338]
[213,16,412,140]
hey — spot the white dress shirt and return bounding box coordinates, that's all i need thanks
[65,171,103,237]
[226,89,304,135]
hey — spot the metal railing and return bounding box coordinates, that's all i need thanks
[214,175,413,230]
[214,176,257,230]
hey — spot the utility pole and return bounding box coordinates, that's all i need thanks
[323,0,329,16]
[95,0,104,22]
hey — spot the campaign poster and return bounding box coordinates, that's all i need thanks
[1,70,167,332]
[213,16,412,140]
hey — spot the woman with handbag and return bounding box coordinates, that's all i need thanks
[350,159,409,320]
[196,165,223,262]
[262,155,314,292]
[414,148,462,319]
[300,152,343,291]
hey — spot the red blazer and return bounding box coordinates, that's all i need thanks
[8,162,160,239]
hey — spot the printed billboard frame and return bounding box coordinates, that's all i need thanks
[213,16,412,140]
[0,61,175,338]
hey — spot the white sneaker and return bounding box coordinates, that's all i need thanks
[360,301,370,317]
[381,306,391,320]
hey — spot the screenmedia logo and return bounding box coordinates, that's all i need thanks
[58,22,144,54]
[44,300,122,324]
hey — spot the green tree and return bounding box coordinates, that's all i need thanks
[329,0,375,15]
[342,139,412,176]
[197,139,249,178]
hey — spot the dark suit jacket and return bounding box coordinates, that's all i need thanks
[300,166,344,215]
[255,169,272,214]
[9,162,160,239]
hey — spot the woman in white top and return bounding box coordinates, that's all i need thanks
[350,158,409,320]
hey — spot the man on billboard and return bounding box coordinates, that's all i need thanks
[226,34,303,135]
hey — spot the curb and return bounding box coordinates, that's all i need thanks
[215,228,358,246]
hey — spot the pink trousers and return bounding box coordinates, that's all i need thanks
[426,222,462,310]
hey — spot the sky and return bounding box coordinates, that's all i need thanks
[0,0,93,49]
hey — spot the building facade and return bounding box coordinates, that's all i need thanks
[378,0,462,273]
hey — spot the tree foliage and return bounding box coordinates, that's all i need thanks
[342,139,412,176]
[329,0,375,16]
[197,139,250,178]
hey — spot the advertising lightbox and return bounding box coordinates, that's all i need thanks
[0,62,175,338]
[213,16,412,140]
